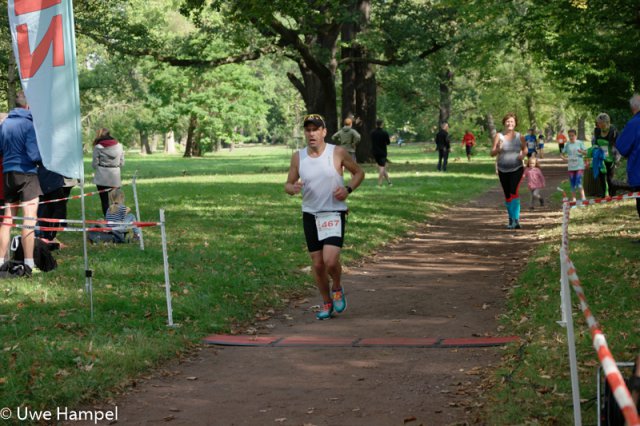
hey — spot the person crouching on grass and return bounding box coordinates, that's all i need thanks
[285,114,365,320]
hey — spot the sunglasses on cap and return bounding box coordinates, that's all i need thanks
[303,114,326,128]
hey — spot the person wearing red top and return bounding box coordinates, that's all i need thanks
[462,130,476,161]
[557,130,568,154]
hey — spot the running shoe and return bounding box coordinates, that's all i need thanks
[316,302,333,320]
[514,219,521,229]
[332,287,347,313]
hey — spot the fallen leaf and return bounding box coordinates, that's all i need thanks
[186,376,198,381]
[275,418,287,423]
[404,416,417,423]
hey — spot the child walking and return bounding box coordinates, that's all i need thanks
[105,188,140,241]
[524,156,546,210]
[561,129,587,202]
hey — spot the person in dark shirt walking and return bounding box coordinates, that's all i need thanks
[371,119,392,186]
[435,122,451,172]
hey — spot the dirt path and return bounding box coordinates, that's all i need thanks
[85,157,568,426]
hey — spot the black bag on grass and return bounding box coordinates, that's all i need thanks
[601,362,640,425]
[12,236,57,272]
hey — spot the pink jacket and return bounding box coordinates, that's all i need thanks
[524,167,545,190]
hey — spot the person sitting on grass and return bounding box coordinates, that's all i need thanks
[105,188,140,242]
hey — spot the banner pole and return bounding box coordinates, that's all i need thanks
[80,178,93,320]
[132,171,144,250]
[160,209,174,327]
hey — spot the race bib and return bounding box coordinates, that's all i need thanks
[315,212,342,241]
[568,157,580,168]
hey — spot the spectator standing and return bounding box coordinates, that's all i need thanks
[332,118,361,161]
[0,92,43,275]
[36,165,64,243]
[462,130,476,161]
[371,119,392,187]
[615,94,640,242]
[587,113,619,196]
[435,122,451,172]
[92,128,124,216]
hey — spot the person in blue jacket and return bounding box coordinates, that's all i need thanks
[616,93,640,242]
[0,92,43,275]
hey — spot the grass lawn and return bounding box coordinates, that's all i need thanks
[485,191,640,423]
[0,142,499,410]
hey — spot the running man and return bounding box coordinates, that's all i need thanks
[285,114,365,320]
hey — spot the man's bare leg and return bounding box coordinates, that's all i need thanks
[21,199,39,268]
[0,204,15,262]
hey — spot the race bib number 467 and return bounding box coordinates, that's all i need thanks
[315,212,342,241]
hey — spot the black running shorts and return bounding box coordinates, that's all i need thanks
[302,211,347,252]
[4,172,42,203]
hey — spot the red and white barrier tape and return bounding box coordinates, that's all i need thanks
[1,222,158,233]
[4,187,114,209]
[562,254,640,424]
[564,191,640,207]
[0,214,160,227]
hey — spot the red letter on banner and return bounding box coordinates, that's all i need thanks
[14,0,62,16]
[16,14,65,79]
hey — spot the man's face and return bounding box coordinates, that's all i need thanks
[304,125,326,147]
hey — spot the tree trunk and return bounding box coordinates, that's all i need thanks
[485,113,497,142]
[150,133,159,153]
[288,64,339,138]
[525,93,537,130]
[341,16,357,126]
[164,131,176,154]
[7,54,17,110]
[193,131,203,157]
[354,53,376,162]
[183,113,198,158]
[578,116,586,140]
[439,69,453,126]
[352,0,378,163]
[140,130,152,154]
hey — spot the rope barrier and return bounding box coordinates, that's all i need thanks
[561,253,640,425]
[0,214,160,227]
[4,187,114,209]
[564,191,640,207]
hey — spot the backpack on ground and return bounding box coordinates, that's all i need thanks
[11,236,58,272]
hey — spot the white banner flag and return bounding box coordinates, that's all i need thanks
[8,0,83,179]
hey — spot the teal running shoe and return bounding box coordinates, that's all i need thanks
[332,288,347,313]
[316,302,333,320]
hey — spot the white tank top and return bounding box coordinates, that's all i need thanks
[299,143,347,213]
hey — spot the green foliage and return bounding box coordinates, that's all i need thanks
[0,145,498,410]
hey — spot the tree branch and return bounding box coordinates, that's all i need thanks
[338,42,447,66]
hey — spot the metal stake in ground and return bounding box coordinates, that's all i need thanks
[132,171,144,250]
[80,178,94,320]
[160,209,174,327]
